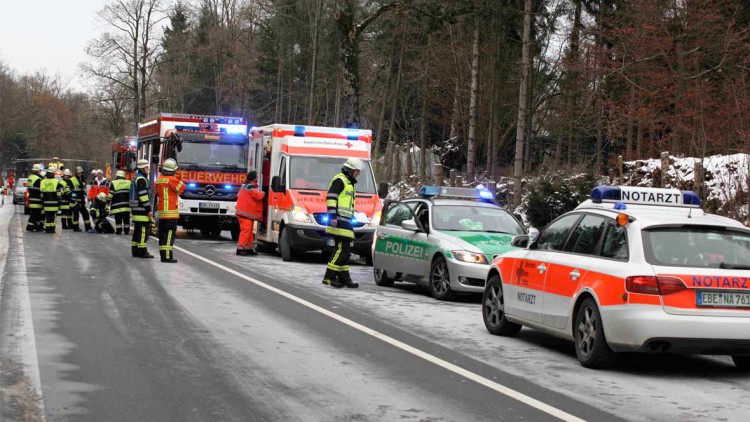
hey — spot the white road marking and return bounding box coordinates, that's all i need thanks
[171,242,587,422]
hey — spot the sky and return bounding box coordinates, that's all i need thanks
[0,0,105,92]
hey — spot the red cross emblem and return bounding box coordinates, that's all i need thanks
[344,142,353,148]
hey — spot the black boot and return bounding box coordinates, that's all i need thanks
[72,224,81,232]
[115,229,122,235]
[132,246,139,257]
[322,269,344,288]
[138,249,154,259]
[338,274,359,288]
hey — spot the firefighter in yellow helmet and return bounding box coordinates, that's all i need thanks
[25,164,45,232]
[59,169,73,229]
[131,159,154,258]
[40,166,62,233]
[108,170,132,235]
[321,158,363,288]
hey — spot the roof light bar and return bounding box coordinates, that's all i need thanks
[590,186,700,207]
[418,186,496,203]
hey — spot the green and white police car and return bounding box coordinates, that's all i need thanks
[372,186,526,300]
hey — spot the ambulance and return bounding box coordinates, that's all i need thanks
[483,186,750,369]
[137,113,249,239]
[248,124,386,263]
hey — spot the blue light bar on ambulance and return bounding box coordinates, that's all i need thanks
[347,130,359,140]
[294,125,306,137]
[591,186,700,207]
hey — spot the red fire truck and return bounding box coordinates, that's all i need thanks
[249,124,387,263]
[137,113,249,239]
[111,136,138,179]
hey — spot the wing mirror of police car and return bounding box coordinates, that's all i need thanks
[271,175,284,193]
[511,234,530,248]
[378,182,389,199]
[401,219,420,232]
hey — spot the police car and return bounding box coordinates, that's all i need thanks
[372,186,525,300]
[482,186,750,369]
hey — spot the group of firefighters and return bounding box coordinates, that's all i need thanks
[20,155,365,286]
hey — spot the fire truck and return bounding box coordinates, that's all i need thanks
[137,113,249,240]
[111,136,138,179]
[248,124,387,264]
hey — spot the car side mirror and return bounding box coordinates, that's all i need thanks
[271,175,284,193]
[511,234,530,248]
[528,227,540,241]
[378,182,389,199]
[401,219,419,232]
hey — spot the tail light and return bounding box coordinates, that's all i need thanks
[626,276,686,295]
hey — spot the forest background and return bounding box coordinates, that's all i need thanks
[2,0,750,213]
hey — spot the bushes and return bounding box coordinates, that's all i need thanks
[524,174,596,229]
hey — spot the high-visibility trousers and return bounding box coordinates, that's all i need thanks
[158,219,177,260]
[44,210,57,232]
[132,221,149,255]
[237,218,255,251]
[326,235,351,276]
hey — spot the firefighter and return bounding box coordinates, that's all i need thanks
[322,158,362,288]
[108,170,132,235]
[70,166,93,233]
[235,171,265,256]
[131,159,154,259]
[89,192,115,233]
[25,164,44,232]
[40,166,62,233]
[59,169,73,229]
[154,158,185,263]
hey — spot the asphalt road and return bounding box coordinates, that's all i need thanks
[1,201,749,422]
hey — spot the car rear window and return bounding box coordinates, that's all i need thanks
[642,226,750,268]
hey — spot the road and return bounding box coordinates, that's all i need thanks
[1,200,749,422]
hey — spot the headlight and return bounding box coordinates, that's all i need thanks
[451,250,488,264]
[369,211,382,226]
[291,205,312,223]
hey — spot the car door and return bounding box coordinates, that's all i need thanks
[543,214,608,329]
[373,202,422,275]
[505,213,582,323]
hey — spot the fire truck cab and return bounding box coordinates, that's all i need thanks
[137,113,249,240]
[249,124,387,264]
[111,136,138,180]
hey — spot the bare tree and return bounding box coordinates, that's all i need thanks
[513,0,532,208]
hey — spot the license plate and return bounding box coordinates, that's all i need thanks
[697,291,750,308]
[199,202,220,209]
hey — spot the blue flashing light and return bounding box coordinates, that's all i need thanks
[294,125,306,137]
[225,125,247,134]
[347,129,359,140]
[478,189,494,200]
[321,214,330,224]
[591,186,621,203]
[188,183,197,188]
[682,191,701,206]
[129,140,136,146]
[419,186,441,198]
[613,202,627,210]
[351,217,358,224]
[224,184,232,190]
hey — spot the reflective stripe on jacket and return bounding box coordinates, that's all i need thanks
[108,179,132,214]
[27,173,43,209]
[325,173,356,239]
[131,173,151,222]
[154,174,186,220]
[40,177,61,212]
[70,176,86,204]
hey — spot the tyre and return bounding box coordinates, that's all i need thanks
[373,268,395,287]
[230,225,240,241]
[24,206,30,215]
[279,228,295,262]
[732,355,750,370]
[200,227,211,237]
[429,256,454,301]
[209,226,222,238]
[256,241,275,253]
[482,274,522,336]
[574,298,617,369]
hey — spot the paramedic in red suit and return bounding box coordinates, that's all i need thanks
[235,171,265,256]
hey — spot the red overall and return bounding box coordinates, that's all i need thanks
[236,181,264,251]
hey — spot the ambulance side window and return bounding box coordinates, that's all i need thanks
[600,222,629,261]
[533,214,581,251]
[563,215,607,255]
[279,156,287,186]
[385,203,416,227]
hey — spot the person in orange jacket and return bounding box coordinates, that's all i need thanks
[154,159,186,263]
[235,171,265,256]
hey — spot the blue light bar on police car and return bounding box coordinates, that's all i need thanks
[591,186,700,207]
[418,186,496,202]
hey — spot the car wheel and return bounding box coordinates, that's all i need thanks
[732,355,750,370]
[574,298,617,369]
[429,256,454,301]
[209,226,222,238]
[279,228,295,262]
[483,274,522,336]
[200,227,211,237]
[256,241,274,253]
[373,268,395,287]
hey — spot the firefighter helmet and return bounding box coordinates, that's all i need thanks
[91,170,97,175]
[96,169,104,175]
[32,164,42,172]
[162,158,178,172]
[136,159,149,169]
[62,169,72,177]
[47,165,57,173]
[96,192,107,201]
[116,170,126,179]
[76,166,84,173]
[343,158,364,171]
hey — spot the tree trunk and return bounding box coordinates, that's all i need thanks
[418,61,429,179]
[306,0,324,125]
[466,24,480,180]
[513,0,532,208]
[386,20,407,146]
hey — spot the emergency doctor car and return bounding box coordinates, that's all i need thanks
[372,186,525,300]
[482,186,750,369]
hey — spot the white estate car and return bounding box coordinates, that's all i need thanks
[482,186,750,369]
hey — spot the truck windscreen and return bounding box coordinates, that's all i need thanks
[289,156,376,193]
[175,141,248,172]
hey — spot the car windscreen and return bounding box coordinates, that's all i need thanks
[433,205,524,234]
[289,156,376,193]
[175,142,248,172]
[642,226,750,269]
